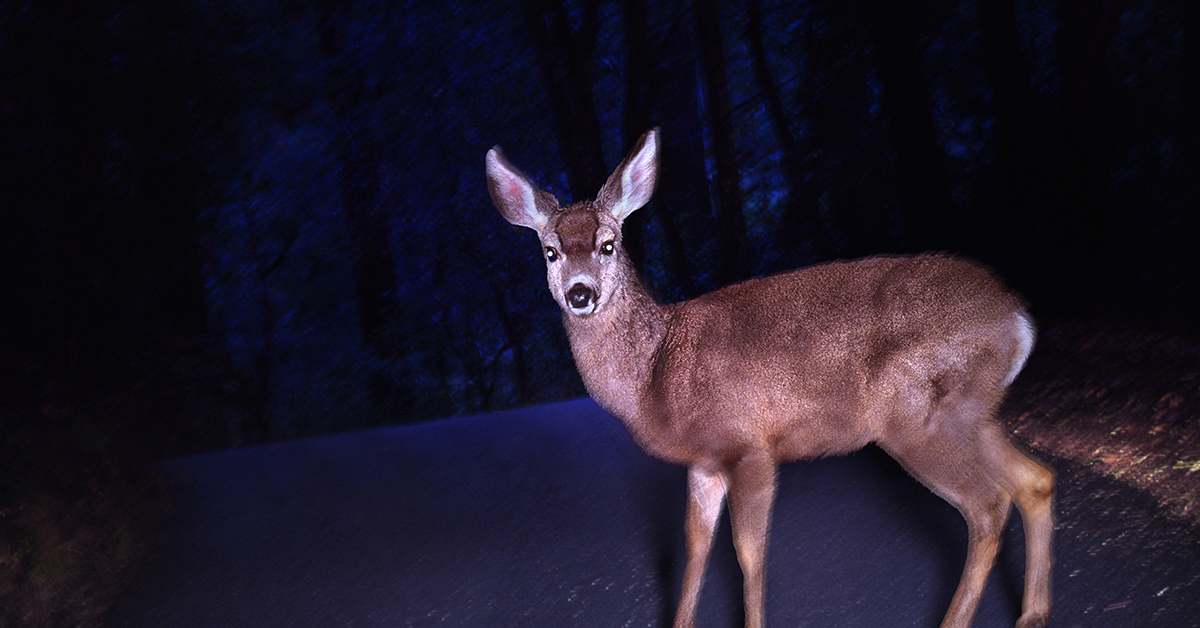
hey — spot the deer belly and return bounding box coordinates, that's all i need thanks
[639,380,875,464]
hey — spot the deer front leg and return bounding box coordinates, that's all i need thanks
[728,454,778,628]
[674,465,728,628]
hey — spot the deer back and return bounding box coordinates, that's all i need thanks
[638,254,1032,463]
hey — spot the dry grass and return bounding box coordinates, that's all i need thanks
[1003,321,1200,524]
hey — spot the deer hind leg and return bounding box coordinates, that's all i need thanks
[674,465,729,628]
[881,391,1017,628]
[980,423,1055,628]
[727,454,778,628]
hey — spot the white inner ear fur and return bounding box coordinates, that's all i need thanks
[487,149,547,232]
[611,132,657,221]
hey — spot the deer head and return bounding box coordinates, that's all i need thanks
[486,129,659,317]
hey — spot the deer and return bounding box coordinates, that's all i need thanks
[485,128,1054,628]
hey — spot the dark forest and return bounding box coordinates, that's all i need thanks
[4,0,1197,444]
[1,0,1198,623]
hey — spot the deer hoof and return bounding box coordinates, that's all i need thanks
[1015,610,1049,628]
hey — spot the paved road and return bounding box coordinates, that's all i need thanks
[104,398,1200,627]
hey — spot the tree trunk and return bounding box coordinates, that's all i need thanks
[861,0,961,254]
[693,0,750,284]
[621,2,698,300]
[1178,0,1198,288]
[1186,0,1200,170]
[745,0,811,268]
[621,0,654,275]
[489,280,531,405]
[522,0,608,201]
[786,0,854,260]
[320,1,400,362]
[978,0,1047,293]
[745,0,796,161]
[1048,0,1128,312]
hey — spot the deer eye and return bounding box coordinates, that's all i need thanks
[544,247,558,262]
[600,241,615,256]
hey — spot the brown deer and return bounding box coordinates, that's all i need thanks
[485,128,1054,628]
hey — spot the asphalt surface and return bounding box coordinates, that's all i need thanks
[103,398,1200,627]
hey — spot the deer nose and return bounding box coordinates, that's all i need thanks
[566,284,595,311]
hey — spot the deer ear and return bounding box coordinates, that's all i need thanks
[603,127,659,223]
[486,147,552,232]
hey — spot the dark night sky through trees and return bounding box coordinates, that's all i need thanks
[1,0,1197,449]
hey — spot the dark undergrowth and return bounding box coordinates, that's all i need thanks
[1,338,239,628]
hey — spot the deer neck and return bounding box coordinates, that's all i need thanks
[562,271,666,425]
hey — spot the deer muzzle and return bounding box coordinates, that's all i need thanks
[566,283,598,315]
